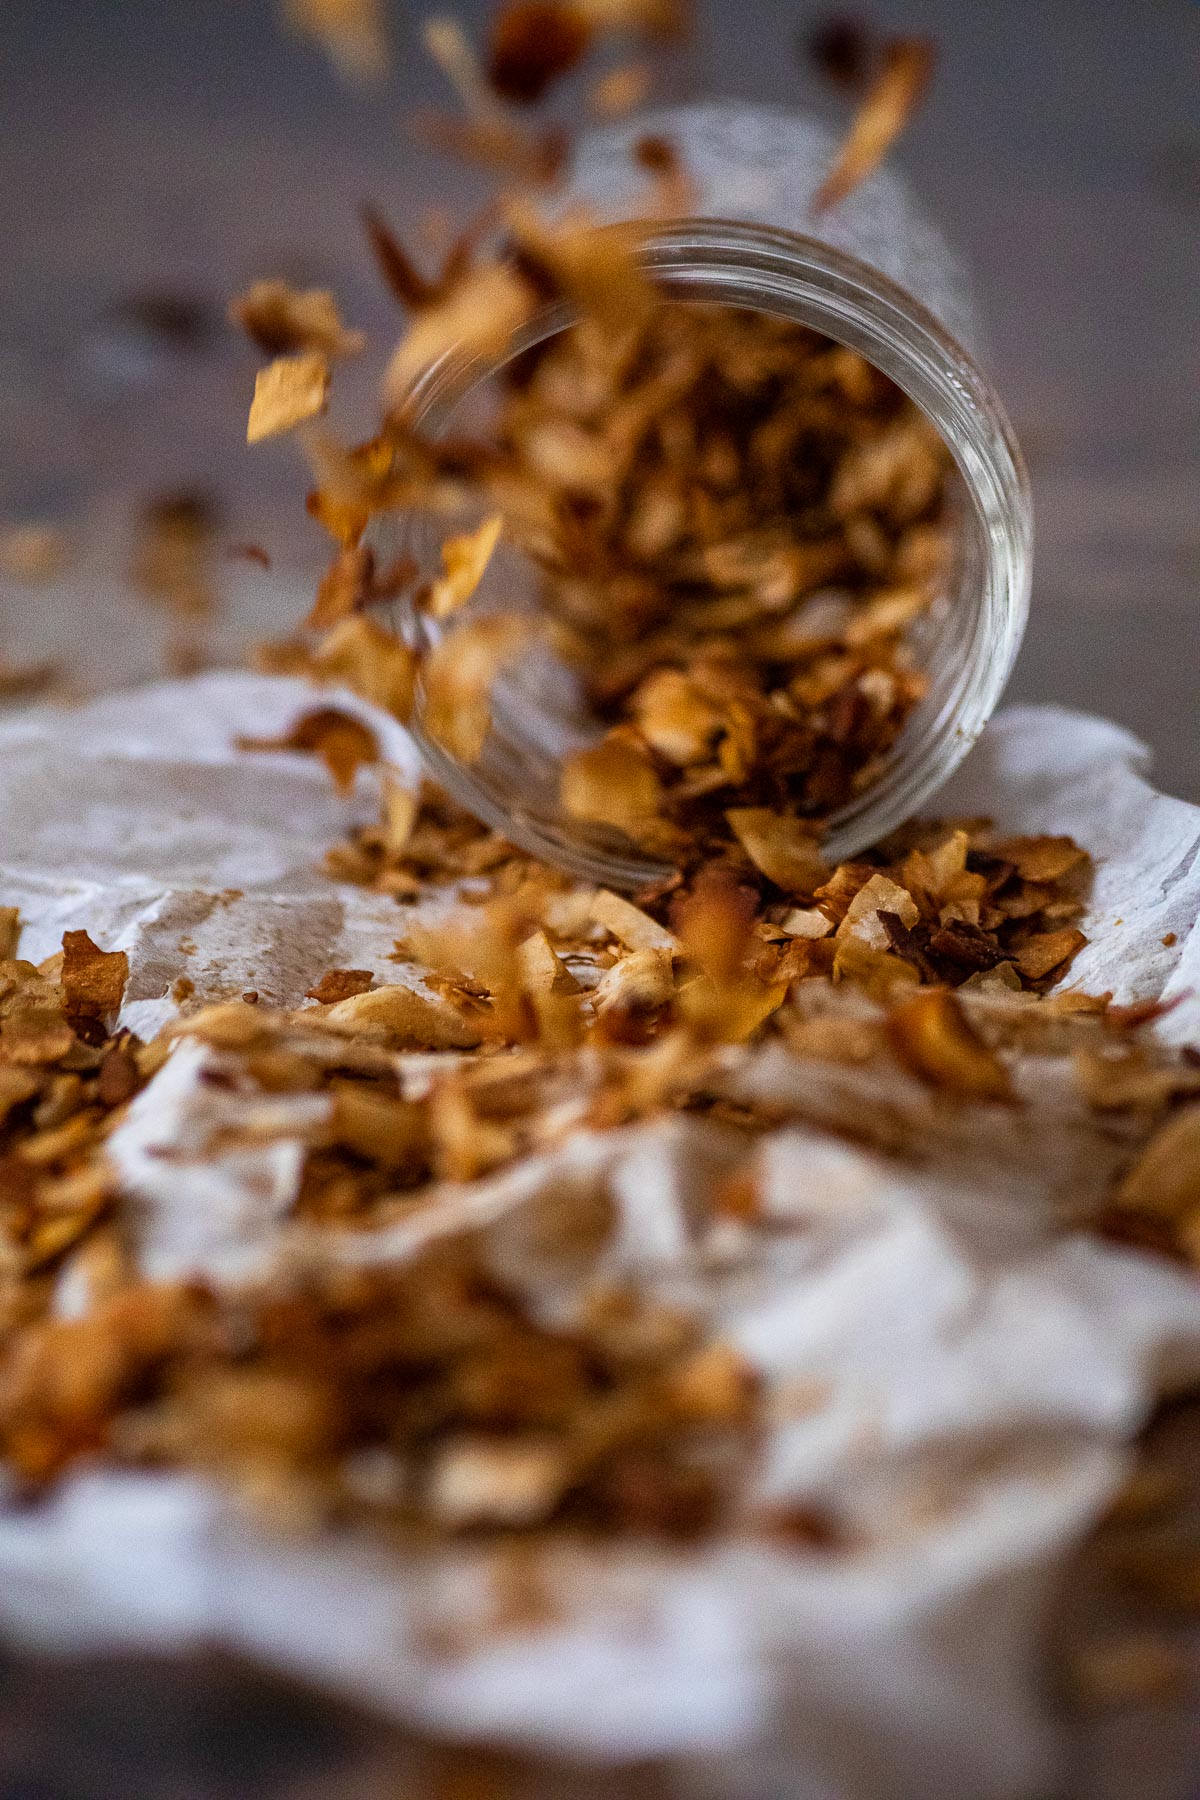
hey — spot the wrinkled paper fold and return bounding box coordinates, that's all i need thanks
[1,672,1199,1800]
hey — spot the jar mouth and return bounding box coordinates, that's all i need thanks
[393,219,1031,886]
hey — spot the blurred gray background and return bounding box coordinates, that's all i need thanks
[0,0,1197,788]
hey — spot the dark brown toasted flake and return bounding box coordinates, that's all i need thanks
[487,0,592,103]
[804,15,872,90]
[878,908,938,983]
[305,969,375,1004]
[361,201,495,313]
[0,658,60,700]
[927,919,1005,974]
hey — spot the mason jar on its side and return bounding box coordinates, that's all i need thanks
[391,102,1031,889]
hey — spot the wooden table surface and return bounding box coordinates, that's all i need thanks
[0,3,1197,1796]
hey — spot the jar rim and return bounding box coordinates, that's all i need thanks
[396,217,1032,884]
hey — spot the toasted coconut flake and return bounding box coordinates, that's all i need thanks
[280,0,389,81]
[96,1038,140,1108]
[0,1010,77,1068]
[310,616,416,721]
[588,59,652,117]
[0,658,60,700]
[683,968,789,1044]
[428,1075,518,1179]
[1112,1105,1200,1222]
[727,809,827,895]
[306,969,375,1005]
[989,835,1088,884]
[230,280,365,360]
[886,988,1013,1101]
[60,931,128,1031]
[1066,1633,1186,1708]
[379,774,421,856]
[0,1066,39,1123]
[238,706,379,794]
[590,888,679,954]
[1012,929,1087,984]
[667,1342,756,1424]
[422,615,528,763]
[0,911,20,961]
[631,668,724,766]
[361,203,487,312]
[593,946,674,1020]
[246,352,331,444]
[1109,1543,1200,1613]
[132,490,219,624]
[831,934,919,1004]
[1075,1046,1200,1115]
[677,873,755,985]
[317,980,484,1049]
[328,1083,427,1168]
[424,14,502,117]
[487,1,592,103]
[414,109,570,184]
[813,36,935,211]
[306,545,374,631]
[384,266,535,406]
[876,909,939,983]
[632,132,697,216]
[0,525,67,584]
[227,542,273,570]
[958,960,1022,995]
[836,872,919,950]
[562,737,665,839]
[427,514,504,620]
[779,907,833,941]
[506,205,654,327]
[574,0,685,37]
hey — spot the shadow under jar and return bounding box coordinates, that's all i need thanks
[387,105,1031,891]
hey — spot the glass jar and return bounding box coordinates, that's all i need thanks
[391,101,1031,889]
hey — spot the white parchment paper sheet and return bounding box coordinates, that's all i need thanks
[0,673,1198,1800]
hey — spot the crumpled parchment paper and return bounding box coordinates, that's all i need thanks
[1,671,1199,1800]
